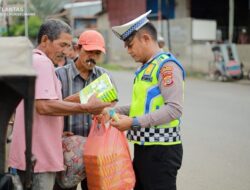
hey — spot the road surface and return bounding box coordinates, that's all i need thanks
[111,71,250,190]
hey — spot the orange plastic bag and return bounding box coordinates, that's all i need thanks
[83,117,135,190]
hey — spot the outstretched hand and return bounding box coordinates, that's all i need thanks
[85,94,111,115]
[110,114,133,132]
[63,131,74,137]
[95,108,112,123]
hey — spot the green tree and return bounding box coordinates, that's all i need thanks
[29,0,70,20]
[2,16,41,40]
[1,0,70,40]
[28,16,42,39]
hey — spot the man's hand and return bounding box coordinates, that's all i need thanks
[63,131,74,137]
[110,114,133,131]
[95,108,112,123]
[85,94,111,115]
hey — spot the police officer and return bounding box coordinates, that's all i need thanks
[110,10,185,190]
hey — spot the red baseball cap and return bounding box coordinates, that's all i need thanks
[78,30,105,53]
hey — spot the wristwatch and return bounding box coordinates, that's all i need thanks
[131,117,141,130]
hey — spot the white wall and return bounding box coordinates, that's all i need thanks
[192,19,217,41]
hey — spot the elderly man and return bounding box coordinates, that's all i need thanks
[8,19,110,190]
[110,11,185,190]
[54,30,117,190]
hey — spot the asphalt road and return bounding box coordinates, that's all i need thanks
[110,71,250,190]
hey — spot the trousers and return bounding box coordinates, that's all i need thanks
[133,144,183,190]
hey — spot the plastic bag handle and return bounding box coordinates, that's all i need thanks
[90,117,132,159]
[88,116,106,137]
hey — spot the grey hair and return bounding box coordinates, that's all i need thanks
[37,19,72,44]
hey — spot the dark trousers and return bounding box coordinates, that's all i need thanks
[53,178,88,190]
[133,144,183,190]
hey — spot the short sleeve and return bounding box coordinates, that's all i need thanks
[33,54,59,100]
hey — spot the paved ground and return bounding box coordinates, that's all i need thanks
[179,78,250,190]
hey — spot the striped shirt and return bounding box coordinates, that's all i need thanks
[55,59,116,137]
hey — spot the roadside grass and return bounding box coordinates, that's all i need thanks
[98,62,209,80]
[98,62,136,71]
[185,70,207,79]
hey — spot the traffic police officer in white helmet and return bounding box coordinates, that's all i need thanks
[110,10,186,190]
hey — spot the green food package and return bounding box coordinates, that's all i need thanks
[79,73,118,104]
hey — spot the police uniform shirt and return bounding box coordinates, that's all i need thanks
[115,61,183,128]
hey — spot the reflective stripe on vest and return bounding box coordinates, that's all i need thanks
[127,126,181,146]
[128,53,185,146]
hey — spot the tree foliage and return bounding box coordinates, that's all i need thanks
[29,0,70,20]
[1,0,71,40]
[2,16,42,40]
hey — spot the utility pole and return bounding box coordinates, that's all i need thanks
[166,0,171,51]
[70,0,74,36]
[24,0,28,37]
[166,18,171,51]
[228,0,234,43]
[157,0,162,36]
[3,0,10,36]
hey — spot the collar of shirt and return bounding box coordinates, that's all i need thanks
[33,48,46,56]
[135,51,165,76]
[71,62,98,80]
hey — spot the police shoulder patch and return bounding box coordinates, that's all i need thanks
[160,65,174,87]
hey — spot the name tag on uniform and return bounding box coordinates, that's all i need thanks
[141,75,153,82]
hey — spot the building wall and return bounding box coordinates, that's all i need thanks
[159,18,250,73]
[98,15,250,74]
[97,13,112,63]
[97,13,109,29]
[237,45,250,71]
[175,0,190,18]
[106,0,146,26]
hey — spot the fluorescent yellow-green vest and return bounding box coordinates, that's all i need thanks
[128,53,185,146]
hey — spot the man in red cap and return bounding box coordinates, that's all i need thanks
[54,30,116,190]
